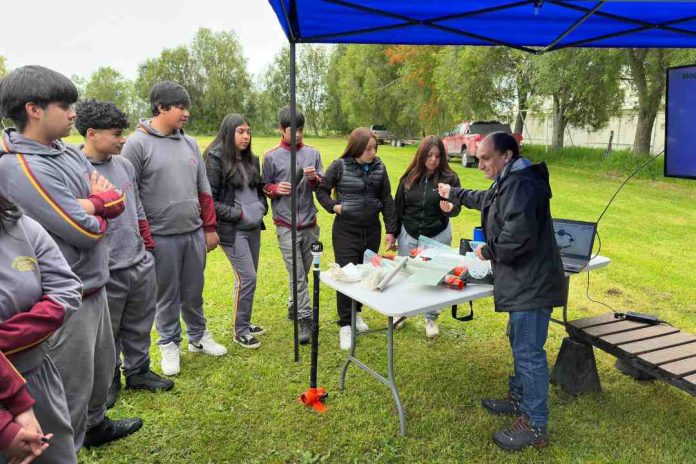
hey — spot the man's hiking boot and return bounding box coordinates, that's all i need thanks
[126,369,174,392]
[83,416,143,448]
[492,416,549,451]
[481,392,521,416]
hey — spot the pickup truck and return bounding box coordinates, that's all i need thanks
[443,121,523,167]
[369,125,393,145]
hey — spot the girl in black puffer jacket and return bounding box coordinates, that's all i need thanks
[204,114,267,349]
[316,127,397,350]
[394,135,461,338]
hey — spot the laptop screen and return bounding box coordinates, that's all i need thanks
[552,219,597,261]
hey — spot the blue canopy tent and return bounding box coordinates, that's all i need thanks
[267,0,696,361]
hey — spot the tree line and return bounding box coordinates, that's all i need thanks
[2,29,694,154]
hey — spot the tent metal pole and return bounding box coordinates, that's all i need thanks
[540,0,607,53]
[290,40,300,363]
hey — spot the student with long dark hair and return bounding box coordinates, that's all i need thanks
[0,192,81,462]
[205,114,267,349]
[394,135,461,338]
[316,127,397,350]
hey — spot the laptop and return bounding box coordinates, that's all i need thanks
[552,219,597,273]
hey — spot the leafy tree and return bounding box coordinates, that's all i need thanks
[297,45,329,136]
[323,45,350,134]
[83,67,131,110]
[433,47,535,135]
[135,28,252,133]
[386,45,446,137]
[335,45,400,133]
[258,44,330,136]
[533,49,624,149]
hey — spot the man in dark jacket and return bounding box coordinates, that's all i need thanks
[438,132,565,451]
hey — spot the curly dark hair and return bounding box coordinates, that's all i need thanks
[74,99,130,136]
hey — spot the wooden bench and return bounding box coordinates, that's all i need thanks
[552,312,696,396]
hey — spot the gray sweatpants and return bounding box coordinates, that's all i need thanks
[0,356,77,464]
[222,229,261,338]
[48,288,115,451]
[151,229,207,346]
[397,224,453,321]
[106,252,157,377]
[276,225,319,321]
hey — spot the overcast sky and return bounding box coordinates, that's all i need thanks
[1,0,288,82]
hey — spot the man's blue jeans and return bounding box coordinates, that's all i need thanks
[507,308,552,428]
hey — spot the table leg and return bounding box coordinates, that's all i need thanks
[337,303,407,436]
[387,316,407,436]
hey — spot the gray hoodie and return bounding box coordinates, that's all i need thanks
[87,153,147,270]
[0,215,82,373]
[261,141,324,229]
[121,119,217,236]
[0,129,110,293]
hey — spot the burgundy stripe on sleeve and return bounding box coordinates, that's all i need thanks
[0,296,66,356]
[198,193,217,233]
[138,219,156,250]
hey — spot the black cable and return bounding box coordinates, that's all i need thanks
[584,150,664,313]
[596,150,664,224]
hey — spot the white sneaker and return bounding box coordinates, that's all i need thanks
[159,342,180,376]
[188,331,228,356]
[425,319,439,338]
[355,315,369,333]
[339,326,352,351]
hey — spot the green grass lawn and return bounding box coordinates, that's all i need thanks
[73,136,696,463]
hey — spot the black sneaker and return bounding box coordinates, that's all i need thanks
[287,310,297,321]
[492,416,549,451]
[234,334,261,349]
[249,324,265,336]
[83,416,143,448]
[125,369,175,392]
[298,318,312,345]
[106,369,121,410]
[481,393,521,416]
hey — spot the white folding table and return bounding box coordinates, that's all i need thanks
[320,255,611,436]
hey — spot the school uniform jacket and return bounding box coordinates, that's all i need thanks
[0,214,82,374]
[0,129,124,294]
[120,120,217,236]
[262,140,323,229]
[87,152,155,270]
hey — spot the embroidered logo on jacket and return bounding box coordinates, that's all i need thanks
[12,256,38,272]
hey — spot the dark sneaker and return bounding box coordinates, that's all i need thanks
[106,369,121,410]
[298,318,312,345]
[287,310,297,321]
[492,416,549,451]
[481,393,521,416]
[125,370,175,392]
[83,416,143,448]
[234,334,261,349]
[249,324,266,336]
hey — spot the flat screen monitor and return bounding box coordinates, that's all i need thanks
[666,64,696,180]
